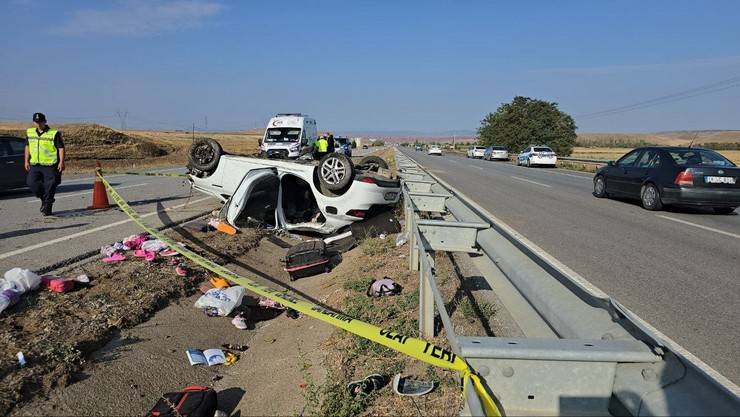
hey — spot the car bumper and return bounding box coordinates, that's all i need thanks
[530,157,557,165]
[662,187,740,207]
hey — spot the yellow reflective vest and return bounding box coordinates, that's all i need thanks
[316,138,328,153]
[27,127,59,166]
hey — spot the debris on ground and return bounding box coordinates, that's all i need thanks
[366,277,402,297]
[347,374,388,397]
[0,268,42,314]
[392,374,435,396]
[193,286,246,317]
[186,348,226,366]
[146,385,218,417]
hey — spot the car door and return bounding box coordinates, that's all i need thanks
[0,138,26,189]
[624,149,658,197]
[608,149,642,195]
[226,168,279,228]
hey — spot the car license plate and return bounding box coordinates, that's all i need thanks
[705,176,736,184]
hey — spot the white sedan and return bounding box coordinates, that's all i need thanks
[517,146,558,167]
[428,146,442,156]
[187,139,400,234]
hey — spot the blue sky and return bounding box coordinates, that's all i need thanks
[1,0,739,133]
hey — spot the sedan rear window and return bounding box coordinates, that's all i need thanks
[534,147,552,152]
[491,146,506,150]
[668,150,736,167]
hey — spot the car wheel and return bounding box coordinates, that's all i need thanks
[187,138,222,173]
[593,175,608,198]
[318,153,354,191]
[713,207,736,215]
[358,156,389,172]
[640,183,663,211]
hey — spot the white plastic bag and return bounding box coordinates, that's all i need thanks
[193,286,245,316]
[3,268,41,293]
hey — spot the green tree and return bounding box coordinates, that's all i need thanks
[478,96,577,155]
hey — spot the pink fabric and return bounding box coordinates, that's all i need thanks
[122,234,150,251]
[102,252,126,263]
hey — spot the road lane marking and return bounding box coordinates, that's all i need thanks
[0,197,214,260]
[550,171,592,180]
[656,215,740,240]
[510,176,552,188]
[24,183,150,203]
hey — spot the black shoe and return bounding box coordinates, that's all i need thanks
[42,204,53,216]
[40,203,46,213]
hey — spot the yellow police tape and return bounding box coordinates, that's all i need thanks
[111,171,188,178]
[96,172,501,417]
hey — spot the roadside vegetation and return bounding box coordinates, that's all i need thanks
[477,96,577,156]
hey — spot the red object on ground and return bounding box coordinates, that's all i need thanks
[89,161,110,209]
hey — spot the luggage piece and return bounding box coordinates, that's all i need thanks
[147,385,217,417]
[285,240,330,281]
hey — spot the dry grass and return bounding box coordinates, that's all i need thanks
[0,122,262,173]
[569,147,740,165]
[578,131,740,147]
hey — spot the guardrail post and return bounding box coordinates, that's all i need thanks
[419,259,435,338]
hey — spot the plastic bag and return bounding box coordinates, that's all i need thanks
[193,286,245,316]
[395,232,408,247]
[3,268,41,293]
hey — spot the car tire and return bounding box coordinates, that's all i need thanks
[713,207,736,215]
[187,138,222,173]
[318,153,354,191]
[358,156,389,172]
[640,183,663,211]
[593,175,608,198]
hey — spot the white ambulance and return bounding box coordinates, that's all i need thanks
[260,113,318,159]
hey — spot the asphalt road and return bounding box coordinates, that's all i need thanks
[400,148,740,384]
[0,167,220,273]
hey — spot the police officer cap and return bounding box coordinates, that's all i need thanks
[33,112,46,122]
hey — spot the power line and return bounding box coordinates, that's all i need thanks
[577,75,740,120]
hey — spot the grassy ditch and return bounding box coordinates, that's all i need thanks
[300,235,463,417]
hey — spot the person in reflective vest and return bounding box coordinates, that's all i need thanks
[25,112,65,216]
[314,135,329,159]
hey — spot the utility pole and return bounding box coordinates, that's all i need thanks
[116,110,128,130]
[192,123,195,141]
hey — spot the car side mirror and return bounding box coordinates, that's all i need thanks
[607,161,615,167]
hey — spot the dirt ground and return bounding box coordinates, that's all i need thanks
[0,220,266,416]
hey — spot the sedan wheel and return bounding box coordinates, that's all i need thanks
[641,183,663,211]
[593,176,607,198]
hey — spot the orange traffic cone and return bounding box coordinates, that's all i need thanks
[89,161,110,210]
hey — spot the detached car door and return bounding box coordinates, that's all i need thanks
[226,168,280,228]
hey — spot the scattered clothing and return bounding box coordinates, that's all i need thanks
[141,239,168,253]
[258,297,285,310]
[366,277,402,297]
[102,252,126,263]
[231,312,248,330]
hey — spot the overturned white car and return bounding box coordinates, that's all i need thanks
[187,139,400,234]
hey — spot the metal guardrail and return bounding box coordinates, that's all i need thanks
[559,156,610,165]
[395,149,740,416]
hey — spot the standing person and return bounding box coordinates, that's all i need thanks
[25,112,65,216]
[314,135,329,159]
[327,132,335,153]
